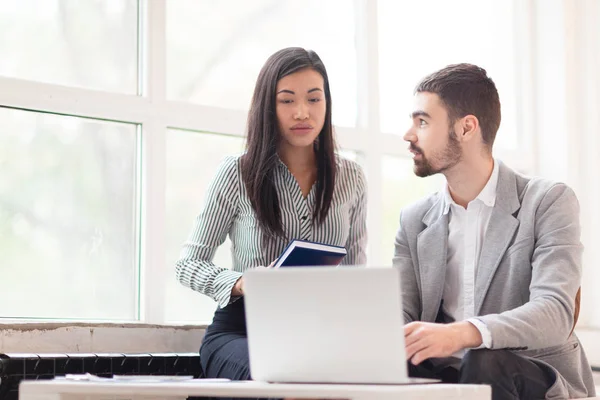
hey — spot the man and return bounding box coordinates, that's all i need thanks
[394,63,596,399]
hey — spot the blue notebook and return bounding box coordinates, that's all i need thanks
[273,239,347,268]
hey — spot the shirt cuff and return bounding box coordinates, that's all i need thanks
[213,270,243,309]
[467,318,493,349]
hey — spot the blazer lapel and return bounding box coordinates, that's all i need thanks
[417,197,449,322]
[474,161,521,314]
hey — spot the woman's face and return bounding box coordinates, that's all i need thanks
[275,68,327,151]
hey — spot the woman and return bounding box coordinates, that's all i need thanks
[175,47,367,387]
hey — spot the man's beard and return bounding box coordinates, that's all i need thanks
[412,130,462,177]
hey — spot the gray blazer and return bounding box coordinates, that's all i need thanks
[393,160,595,399]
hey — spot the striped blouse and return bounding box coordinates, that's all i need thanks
[175,154,368,308]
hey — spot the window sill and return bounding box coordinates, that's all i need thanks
[0,320,208,330]
[0,321,207,354]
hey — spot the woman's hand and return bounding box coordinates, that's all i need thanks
[231,277,245,297]
[230,260,277,297]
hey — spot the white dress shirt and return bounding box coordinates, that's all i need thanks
[442,159,499,354]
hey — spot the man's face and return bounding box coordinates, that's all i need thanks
[404,92,462,177]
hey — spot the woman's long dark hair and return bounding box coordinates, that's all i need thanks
[241,47,337,238]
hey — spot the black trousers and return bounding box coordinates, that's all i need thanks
[408,349,557,400]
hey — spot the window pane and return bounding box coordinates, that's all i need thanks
[166,130,245,323]
[381,156,445,265]
[0,108,138,319]
[0,0,137,93]
[167,0,357,127]
[378,0,519,150]
[337,149,360,162]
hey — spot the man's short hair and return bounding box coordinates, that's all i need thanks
[415,63,501,149]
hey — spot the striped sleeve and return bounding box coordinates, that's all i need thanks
[342,162,368,266]
[175,156,242,308]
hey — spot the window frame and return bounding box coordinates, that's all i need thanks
[0,0,532,325]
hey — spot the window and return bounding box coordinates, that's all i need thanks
[166,0,358,127]
[0,0,138,93]
[377,0,519,150]
[6,0,586,331]
[165,129,244,323]
[0,108,138,319]
[380,156,445,265]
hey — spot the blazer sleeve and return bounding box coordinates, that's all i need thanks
[393,210,421,324]
[175,156,243,308]
[477,183,582,349]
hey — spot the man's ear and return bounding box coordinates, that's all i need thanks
[459,115,479,142]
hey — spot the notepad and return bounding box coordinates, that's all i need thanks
[273,239,347,268]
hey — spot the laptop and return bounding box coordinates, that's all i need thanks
[243,267,437,384]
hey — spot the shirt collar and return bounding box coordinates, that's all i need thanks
[442,158,499,214]
[275,154,288,171]
[441,184,453,215]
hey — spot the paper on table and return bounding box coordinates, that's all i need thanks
[112,375,195,382]
[62,373,108,382]
[61,374,228,383]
